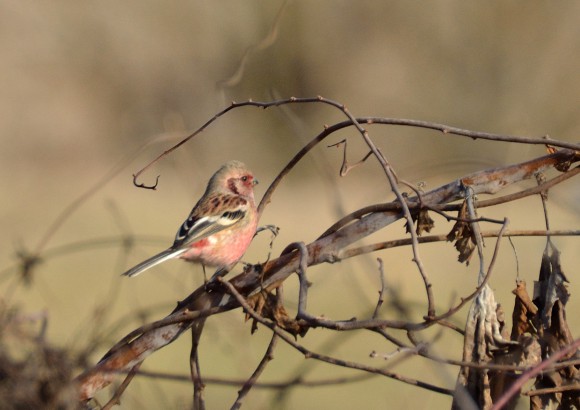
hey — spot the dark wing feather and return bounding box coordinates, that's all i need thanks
[173,206,246,248]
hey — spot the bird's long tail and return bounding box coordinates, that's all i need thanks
[122,248,187,277]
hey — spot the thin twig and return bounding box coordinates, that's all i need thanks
[191,320,206,410]
[130,96,579,200]
[133,367,390,388]
[422,218,509,325]
[523,383,580,396]
[372,258,386,320]
[218,278,453,396]
[465,187,487,284]
[231,333,279,409]
[330,104,436,318]
[327,139,373,176]
[123,357,580,385]
[340,229,578,261]
[102,362,142,410]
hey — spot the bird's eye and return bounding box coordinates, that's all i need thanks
[241,176,248,182]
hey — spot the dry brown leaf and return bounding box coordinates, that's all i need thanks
[447,201,477,264]
[511,280,539,339]
[406,208,435,236]
[246,290,306,337]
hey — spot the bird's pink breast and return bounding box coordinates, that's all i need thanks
[178,219,257,267]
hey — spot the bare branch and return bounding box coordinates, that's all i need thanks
[372,258,387,320]
[101,363,142,410]
[327,139,373,176]
[190,320,206,410]
[219,278,454,396]
[231,334,279,409]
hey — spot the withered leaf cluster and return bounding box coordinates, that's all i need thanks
[454,241,579,409]
[447,201,477,264]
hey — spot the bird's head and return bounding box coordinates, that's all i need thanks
[210,160,258,199]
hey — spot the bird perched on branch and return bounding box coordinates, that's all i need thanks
[122,160,259,279]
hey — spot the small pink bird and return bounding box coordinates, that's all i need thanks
[123,160,259,279]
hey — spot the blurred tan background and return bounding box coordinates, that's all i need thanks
[1,2,579,409]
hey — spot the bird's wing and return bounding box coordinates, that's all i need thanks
[173,195,248,248]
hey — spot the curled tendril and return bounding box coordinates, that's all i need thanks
[132,174,160,190]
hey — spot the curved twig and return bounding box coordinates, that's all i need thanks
[101,363,142,410]
[220,278,453,396]
[231,334,279,409]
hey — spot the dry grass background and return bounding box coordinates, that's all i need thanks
[0,2,579,409]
